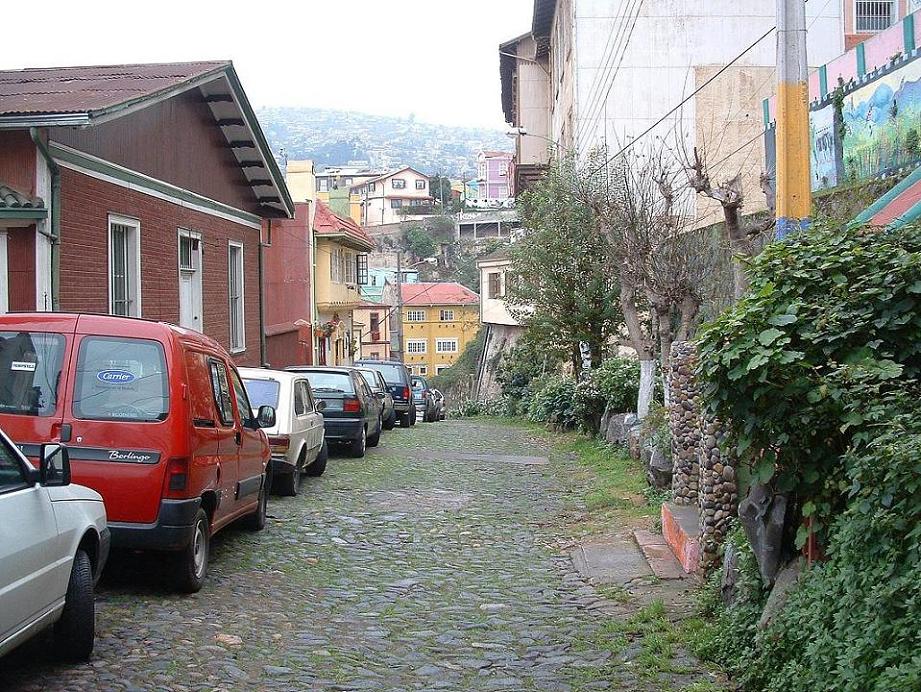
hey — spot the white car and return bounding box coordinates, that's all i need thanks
[240,368,327,496]
[0,430,108,661]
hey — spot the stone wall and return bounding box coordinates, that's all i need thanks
[668,342,700,506]
[667,341,738,572]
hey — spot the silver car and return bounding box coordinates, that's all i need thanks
[240,368,327,496]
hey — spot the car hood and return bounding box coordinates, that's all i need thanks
[47,483,105,504]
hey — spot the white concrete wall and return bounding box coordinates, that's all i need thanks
[514,35,553,166]
[479,260,519,326]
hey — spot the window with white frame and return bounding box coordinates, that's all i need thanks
[406,309,426,322]
[439,309,454,321]
[406,339,427,354]
[417,365,428,375]
[856,1,896,32]
[436,338,458,353]
[228,242,245,351]
[344,250,356,283]
[108,215,141,317]
[331,247,343,283]
[436,364,450,375]
[392,178,406,189]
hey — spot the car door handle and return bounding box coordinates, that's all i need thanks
[234,431,242,446]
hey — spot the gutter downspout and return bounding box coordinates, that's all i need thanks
[259,219,269,366]
[30,128,60,311]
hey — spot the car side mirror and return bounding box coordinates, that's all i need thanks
[257,405,276,429]
[315,400,327,412]
[40,443,70,487]
[375,391,386,399]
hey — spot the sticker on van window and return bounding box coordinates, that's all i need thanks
[11,361,37,372]
[96,369,138,385]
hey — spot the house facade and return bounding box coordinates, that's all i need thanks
[474,151,513,205]
[354,167,433,226]
[314,164,382,220]
[312,200,374,366]
[846,1,914,49]
[0,61,292,366]
[400,282,479,377]
[475,247,525,400]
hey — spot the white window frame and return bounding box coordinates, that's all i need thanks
[0,231,7,314]
[855,0,898,32]
[436,364,450,375]
[439,309,454,321]
[228,240,245,353]
[417,365,428,375]
[436,338,459,354]
[178,229,203,330]
[107,214,141,317]
[406,309,426,322]
[406,339,427,354]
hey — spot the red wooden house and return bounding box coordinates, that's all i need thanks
[0,61,293,365]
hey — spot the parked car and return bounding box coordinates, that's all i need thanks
[288,367,383,458]
[431,388,447,421]
[353,359,416,427]
[0,430,108,662]
[356,368,396,430]
[411,375,438,422]
[240,368,328,496]
[0,314,276,593]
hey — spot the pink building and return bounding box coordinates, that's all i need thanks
[475,151,513,203]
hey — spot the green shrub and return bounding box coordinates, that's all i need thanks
[527,375,578,430]
[594,356,640,413]
[641,402,671,458]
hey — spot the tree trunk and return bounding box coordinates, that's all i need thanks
[638,360,656,419]
[723,205,751,300]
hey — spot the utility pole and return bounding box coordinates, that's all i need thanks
[775,0,811,238]
[392,250,405,362]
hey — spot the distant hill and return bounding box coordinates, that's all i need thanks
[256,106,512,178]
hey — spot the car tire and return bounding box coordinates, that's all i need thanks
[399,411,412,428]
[410,408,417,426]
[276,468,299,497]
[306,440,328,477]
[174,509,210,593]
[350,425,367,458]
[245,474,269,531]
[383,410,396,430]
[54,549,95,662]
[367,416,382,447]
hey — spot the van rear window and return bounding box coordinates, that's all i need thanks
[73,337,169,422]
[0,331,65,417]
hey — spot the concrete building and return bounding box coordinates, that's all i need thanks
[400,282,480,377]
[473,151,513,204]
[455,210,521,241]
[502,0,846,223]
[354,167,433,226]
[475,246,525,400]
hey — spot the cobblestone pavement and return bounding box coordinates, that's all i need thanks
[2,418,716,691]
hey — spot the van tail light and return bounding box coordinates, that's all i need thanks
[165,457,190,497]
[402,386,410,400]
[268,435,290,456]
[343,397,361,413]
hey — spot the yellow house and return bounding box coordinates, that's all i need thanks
[313,200,375,365]
[401,282,480,377]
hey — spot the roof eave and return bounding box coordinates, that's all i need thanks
[316,232,374,252]
[0,112,90,129]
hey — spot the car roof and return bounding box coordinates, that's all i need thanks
[238,367,307,383]
[287,366,355,374]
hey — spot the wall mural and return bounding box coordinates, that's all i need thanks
[841,57,921,182]
[810,105,837,191]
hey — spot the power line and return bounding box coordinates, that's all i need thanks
[586,25,776,176]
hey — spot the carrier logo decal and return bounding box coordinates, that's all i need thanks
[96,369,137,384]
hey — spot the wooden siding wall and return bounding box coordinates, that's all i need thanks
[0,131,37,195]
[6,227,36,310]
[51,90,260,214]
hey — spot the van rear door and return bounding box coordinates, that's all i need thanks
[0,315,76,456]
[61,330,172,524]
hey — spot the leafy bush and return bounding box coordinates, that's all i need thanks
[496,335,566,416]
[594,356,640,414]
[697,222,921,533]
[527,375,578,430]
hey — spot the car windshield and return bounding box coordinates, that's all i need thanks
[304,371,355,395]
[357,362,404,385]
[358,370,382,391]
[0,331,66,417]
[243,378,280,409]
[73,337,169,422]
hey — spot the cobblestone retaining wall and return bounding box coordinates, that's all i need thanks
[667,341,738,572]
[668,342,700,506]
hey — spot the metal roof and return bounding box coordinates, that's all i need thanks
[0,61,293,219]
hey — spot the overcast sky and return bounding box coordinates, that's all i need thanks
[0,0,532,129]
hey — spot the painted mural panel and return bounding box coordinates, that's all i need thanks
[842,58,921,182]
[810,105,837,191]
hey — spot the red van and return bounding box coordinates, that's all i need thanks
[0,314,275,592]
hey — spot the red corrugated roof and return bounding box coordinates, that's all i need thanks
[0,61,229,116]
[313,200,374,250]
[401,282,479,306]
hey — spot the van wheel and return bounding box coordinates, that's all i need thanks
[306,441,328,477]
[399,411,412,428]
[367,417,382,448]
[54,549,95,661]
[350,426,367,458]
[174,509,210,593]
[245,474,269,531]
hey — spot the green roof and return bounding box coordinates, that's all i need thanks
[0,183,46,220]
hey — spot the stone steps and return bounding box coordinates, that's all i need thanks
[661,502,701,573]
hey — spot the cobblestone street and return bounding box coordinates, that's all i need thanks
[2,418,712,691]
